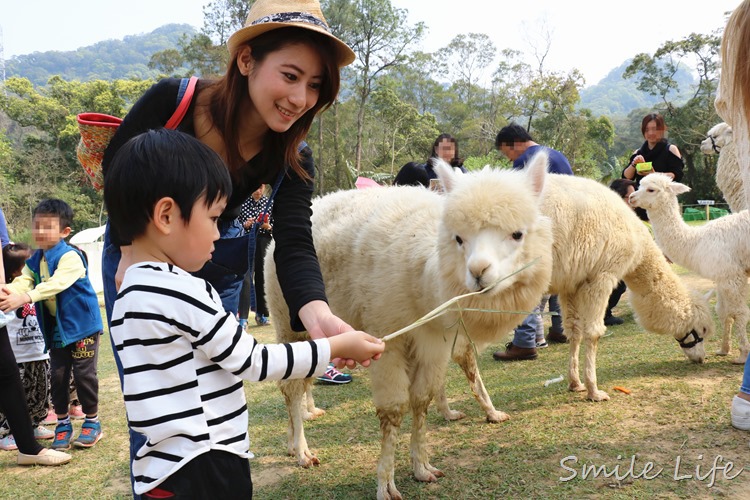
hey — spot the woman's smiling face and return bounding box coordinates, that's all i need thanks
[242,43,324,133]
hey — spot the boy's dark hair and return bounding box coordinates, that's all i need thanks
[104,129,232,243]
[495,123,534,149]
[609,178,636,198]
[3,242,32,279]
[33,199,74,229]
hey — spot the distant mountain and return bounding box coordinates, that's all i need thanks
[579,59,696,117]
[6,24,197,87]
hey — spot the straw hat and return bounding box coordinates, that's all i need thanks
[226,0,356,67]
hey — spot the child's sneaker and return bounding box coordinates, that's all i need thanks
[42,408,57,426]
[0,434,17,451]
[316,364,352,385]
[73,420,103,448]
[255,314,271,326]
[51,422,73,450]
[68,405,85,420]
[34,425,54,440]
[239,318,248,331]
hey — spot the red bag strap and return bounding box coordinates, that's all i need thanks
[165,76,198,130]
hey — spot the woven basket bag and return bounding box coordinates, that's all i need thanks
[76,113,123,190]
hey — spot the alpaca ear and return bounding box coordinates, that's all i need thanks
[523,149,548,197]
[433,158,458,193]
[669,182,691,196]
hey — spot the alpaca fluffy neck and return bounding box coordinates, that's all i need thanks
[646,196,701,265]
[624,243,694,340]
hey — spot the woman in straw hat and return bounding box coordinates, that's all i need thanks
[100,0,362,496]
[717,0,750,440]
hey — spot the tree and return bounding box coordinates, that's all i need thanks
[344,0,425,174]
[148,49,185,76]
[436,33,495,105]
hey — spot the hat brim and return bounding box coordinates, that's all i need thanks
[227,22,356,67]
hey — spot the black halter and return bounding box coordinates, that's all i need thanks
[709,135,721,154]
[677,329,704,349]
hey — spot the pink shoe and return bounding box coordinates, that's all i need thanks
[68,405,85,420]
[42,409,57,426]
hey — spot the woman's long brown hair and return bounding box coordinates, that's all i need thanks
[723,1,750,131]
[207,27,341,181]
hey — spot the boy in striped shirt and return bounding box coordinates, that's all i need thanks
[104,129,384,498]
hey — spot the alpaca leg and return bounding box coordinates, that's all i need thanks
[563,283,612,401]
[729,282,750,364]
[408,346,448,483]
[561,295,585,392]
[435,384,466,422]
[714,290,732,356]
[279,378,319,467]
[372,346,411,500]
[410,395,445,483]
[376,406,407,500]
[446,341,509,423]
[583,335,610,401]
[302,379,325,420]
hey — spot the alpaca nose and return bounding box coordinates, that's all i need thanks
[469,260,491,281]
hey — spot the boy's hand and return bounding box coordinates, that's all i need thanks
[299,300,370,368]
[0,291,30,313]
[328,331,384,366]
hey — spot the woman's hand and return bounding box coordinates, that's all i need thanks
[299,300,378,368]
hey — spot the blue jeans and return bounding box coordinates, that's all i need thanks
[513,295,563,348]
[742,357,750,395]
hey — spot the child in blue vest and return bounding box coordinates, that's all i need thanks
[0,199,104,450]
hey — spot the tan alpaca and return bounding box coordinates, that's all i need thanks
[435,173,715,424]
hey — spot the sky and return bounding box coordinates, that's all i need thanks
[0,0,742,87]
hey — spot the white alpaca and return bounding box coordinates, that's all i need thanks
[630,173,750,364]
[266,153,554,500]
[700,122,745,213]
[436,173,716,421]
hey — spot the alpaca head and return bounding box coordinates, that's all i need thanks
[432,150,551,297]
[677,290,715,363]
[629,173,690,212]
[700,122,733,155]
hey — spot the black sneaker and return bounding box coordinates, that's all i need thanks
[604,315,624,326]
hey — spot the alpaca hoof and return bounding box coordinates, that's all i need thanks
[303,408,326,421]
[377,482,403,500]
[569,382,586,392]
[296,450,320,468]
[414,463,444,482]
[442,409,466,421]
[486,410,510,424]
[732,356,748,365]
[716,350,729,356]
[587,390,610,402]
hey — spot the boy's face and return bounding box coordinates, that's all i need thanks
[33,215,71,251]
[167,197,226,273]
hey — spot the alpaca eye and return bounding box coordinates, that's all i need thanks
[512,231,523,241]
[455,235,463,245]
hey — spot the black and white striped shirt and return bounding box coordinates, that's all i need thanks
[110,262,330,495]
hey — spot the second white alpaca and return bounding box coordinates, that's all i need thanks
[700,122,746,213]
[630,172,750,363]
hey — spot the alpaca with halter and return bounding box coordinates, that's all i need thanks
[630,172,750,364]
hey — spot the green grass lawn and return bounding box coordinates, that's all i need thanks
[1,270,749,499]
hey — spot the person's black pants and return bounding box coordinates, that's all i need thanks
[607,280,627,315]
[0,326,43,455]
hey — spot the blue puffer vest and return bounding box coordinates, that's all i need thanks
[26,240,103,348]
